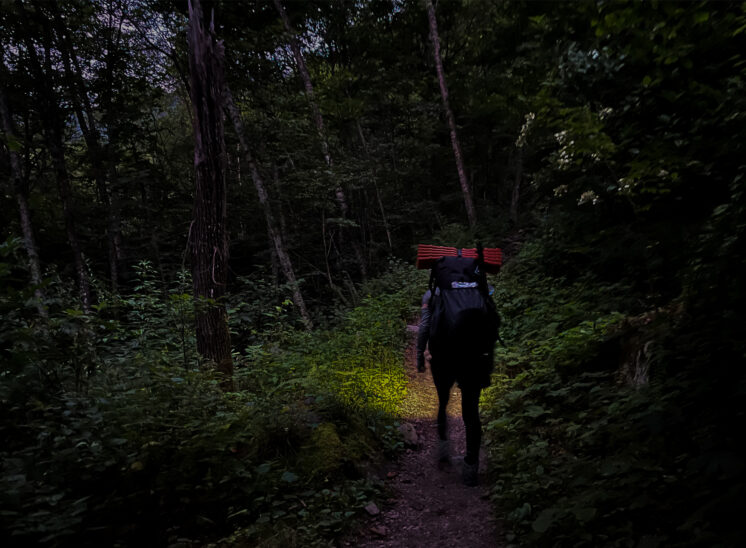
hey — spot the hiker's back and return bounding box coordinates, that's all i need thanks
[427,255,499,386]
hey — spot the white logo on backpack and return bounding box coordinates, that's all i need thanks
[451,281,478,289]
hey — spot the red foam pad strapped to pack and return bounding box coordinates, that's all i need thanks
[416,244,503,273]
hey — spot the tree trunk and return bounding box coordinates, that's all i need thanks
[272,161,291,252]
[18,7,92,312]
[105,162,124,291]
[425,0,477,229]
[187,0,232,382]
[272,0,330,168]
[0,81,46,316]
[49,2,123,292]
[272,0,367,279]
[356,120,393,252]
[224,86,312,328]
[46,116,92,313]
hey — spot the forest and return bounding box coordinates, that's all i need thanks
[1,0,745,546]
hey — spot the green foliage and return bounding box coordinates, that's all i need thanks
[483,239,746,547]
[228,272,309,344]
[478,3,746,545]
[3,0,745,545]
[113,262,198,370]
[0,249,414,547]
[289,261,417,422]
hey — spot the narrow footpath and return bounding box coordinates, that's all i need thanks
[349,326,503,547]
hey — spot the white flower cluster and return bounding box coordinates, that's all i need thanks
[552,130,577,169]
[551,130,575,169]
[557,150,572,168]
[578,190,599,205]
[553,184,569,197]
[618,177,633,193]
[515,112,536,148]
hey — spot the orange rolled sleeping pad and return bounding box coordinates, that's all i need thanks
[416,244,502,274]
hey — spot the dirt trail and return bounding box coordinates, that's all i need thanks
[349,326,503,547]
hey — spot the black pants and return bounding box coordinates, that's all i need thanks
[432,364,482,466]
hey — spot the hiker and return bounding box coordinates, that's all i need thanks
[415,249,499,487]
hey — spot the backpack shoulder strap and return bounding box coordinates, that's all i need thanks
[427,265,436,304]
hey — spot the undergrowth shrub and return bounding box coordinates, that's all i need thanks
[304,292,409,417]
[1,250,414,547]
[483,240,746,547]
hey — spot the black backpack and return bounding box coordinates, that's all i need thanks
[427,252,501,370]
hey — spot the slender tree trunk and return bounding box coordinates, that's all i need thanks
[425,0,477,229]
[356,120,393,252]
[106,162,124,291]
[187,0,232,382]
[46,120,92,313]
[100,18,126,291]
[510,147,523,225]
[272,161,291,251]
[272,0,367,279]
[272,0,330,168]
[140,178,165,283]
[0,82,46,316]
[224,86,312,328]
[321,212,349,305]
[17,6,92,312]
[49,2,123,292]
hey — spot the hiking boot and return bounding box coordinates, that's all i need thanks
[462,460,479,486]
[437,440,450,464]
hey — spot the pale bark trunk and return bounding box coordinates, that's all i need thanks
[273,0,367,279]
[425,0,477,229]
[187,0,233,382]
[224,86,312,328]
[272,161,291,250]
[0,82,46,316]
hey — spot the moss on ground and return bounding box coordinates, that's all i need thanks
[298,422,346,478]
